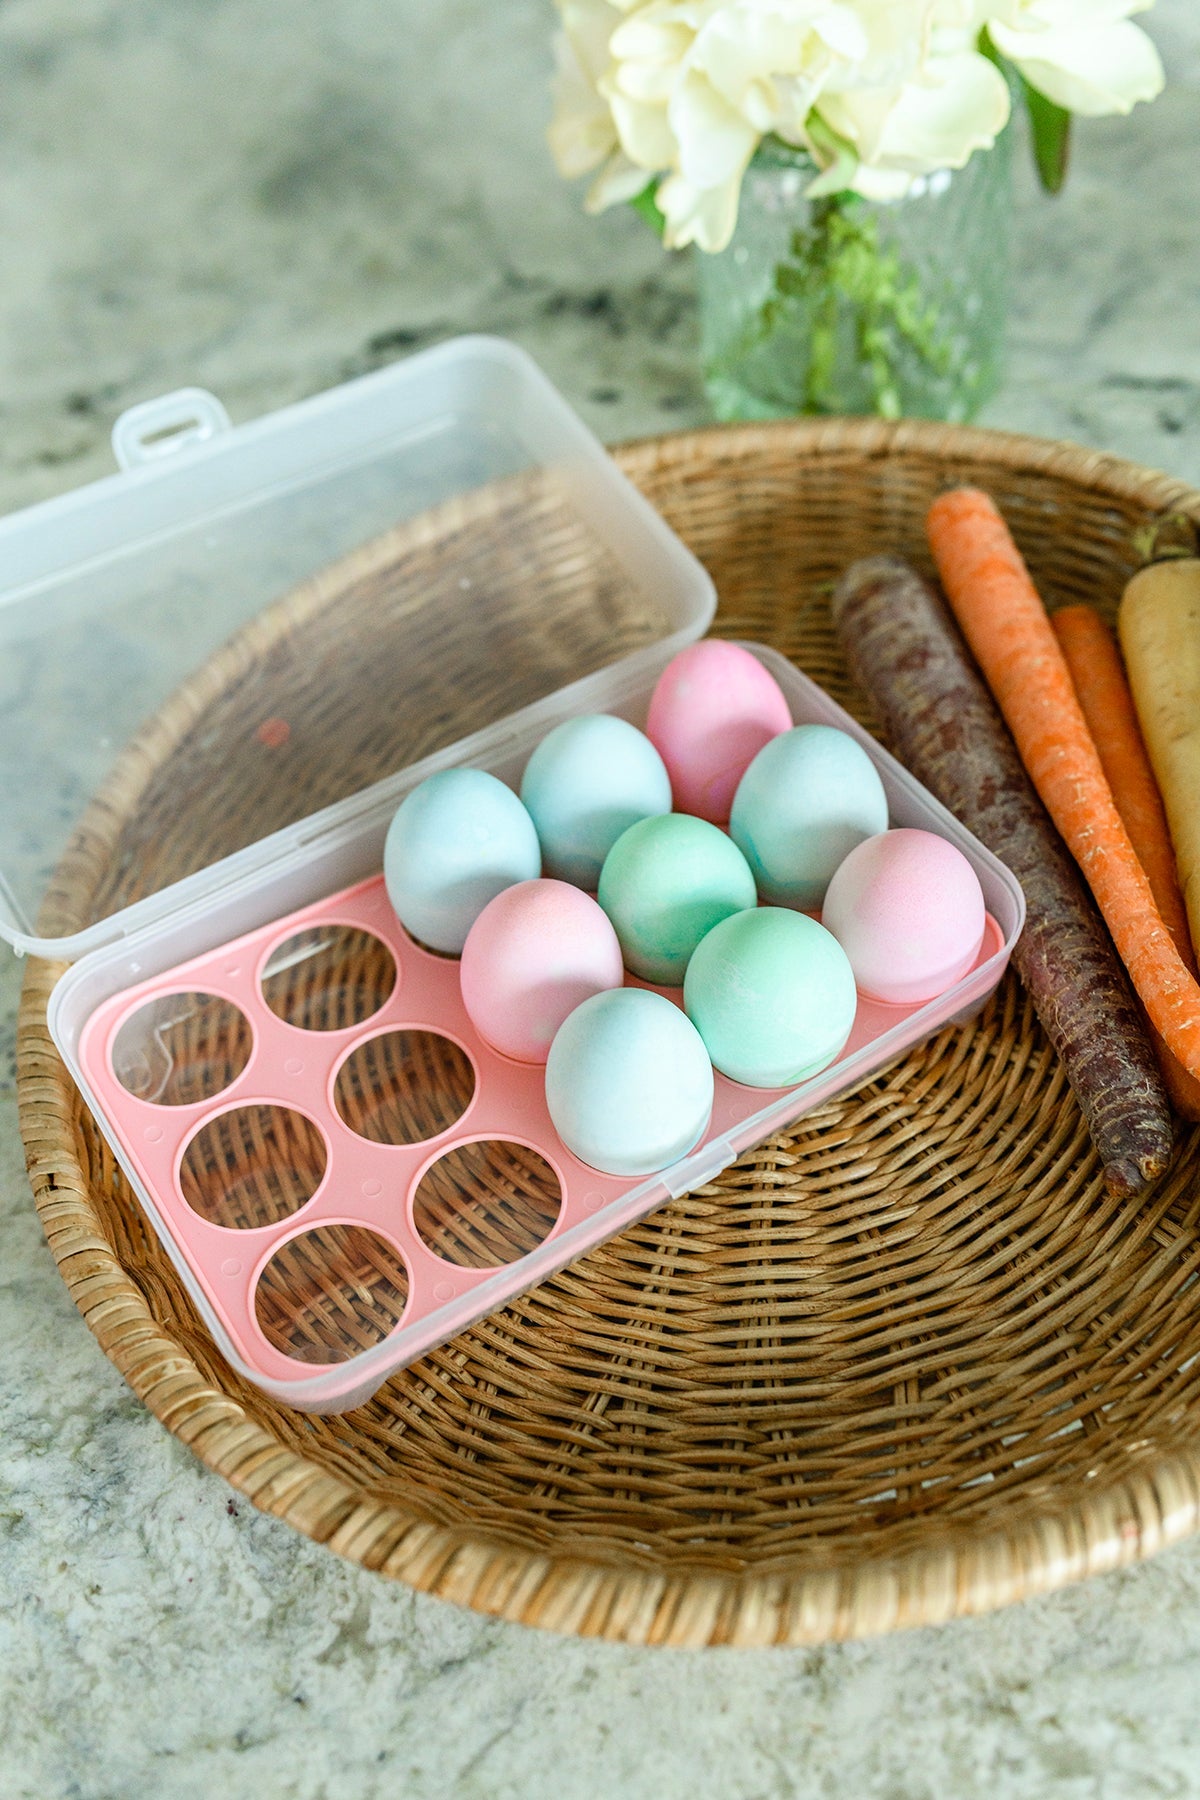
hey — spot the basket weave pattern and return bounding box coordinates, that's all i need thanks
[18,419,1200,1647]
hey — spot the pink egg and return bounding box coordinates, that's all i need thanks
[821,829,987,1006]
[460,879,625,1064]
[646,641,792,824]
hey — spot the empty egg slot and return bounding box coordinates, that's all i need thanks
[254,1224,409,1365]
[260,924,397,1032]
[334,1029,475,1145]
[412,1139,562,1269]
[178,1103,327,1230]
[111,990,253,1107]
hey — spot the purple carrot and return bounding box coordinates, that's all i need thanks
[832,553,1172,1198]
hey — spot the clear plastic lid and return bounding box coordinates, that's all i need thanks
[1,338,714,959]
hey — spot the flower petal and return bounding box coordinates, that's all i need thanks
[850,163,918,199]
[548,27,619,178]
[690,5,861,110]
[830,0,932,90]
[987,18,1165,115]
[606,88,680,168]
[656,169,746,250]
[669,66,760,187]
[986,0,1145,26]
[586,150,657,211]
[817,86,896,163]
[824,48,1010,172]
[557,0,624,85]
[609,14,694,62]
[612,57,681,104]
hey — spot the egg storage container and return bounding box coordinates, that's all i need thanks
[8,338,1023,1412]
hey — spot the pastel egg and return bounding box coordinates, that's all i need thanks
[646,640,792,824]
[545,988,714,1176]
[821,828,986,1006]
[384,768,541,954]
[597,813,758,985]
[729,724,889,910]
[684,908,857,1087]
[460,879,624,1064]
[520,714,672,888]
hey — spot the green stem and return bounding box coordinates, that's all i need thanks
[710,189,962,417]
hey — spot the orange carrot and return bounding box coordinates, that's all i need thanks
[1052,602,1200,1119]
[927,485,1200,1087]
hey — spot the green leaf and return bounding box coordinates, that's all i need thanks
[1021,77,1071,193]
[803,111,859,200]
[1132,512,1200,564]
[978,27,1070,194]
[978,27,1004,71]
[629,180,667,237]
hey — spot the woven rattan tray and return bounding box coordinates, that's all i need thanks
[19,418,1200,1648]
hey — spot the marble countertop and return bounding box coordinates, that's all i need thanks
[3,4,1200,1796]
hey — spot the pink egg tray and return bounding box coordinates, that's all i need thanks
[77,861,1009,1412]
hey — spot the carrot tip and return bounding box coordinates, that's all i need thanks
[1104,1144,1171,1199]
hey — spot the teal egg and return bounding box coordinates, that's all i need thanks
[729,724,889,910]
[384,767,541,954]
[520,714,672,888]
[683,907,858,1087]
[597,813,758,985]
[545,988,714,1176]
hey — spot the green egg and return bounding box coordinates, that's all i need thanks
[683,907,858,1087]
[597,814,758,985]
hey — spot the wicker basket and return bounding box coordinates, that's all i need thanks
[18,418,1200,1649]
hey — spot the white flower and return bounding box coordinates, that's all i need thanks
[545,0,1165,253]
[603,1,872,248]
[550,0,875,250]
[814,1,1009,198]
[548,0,621,177]
[548,0,649,212]
[984,0,1165,116]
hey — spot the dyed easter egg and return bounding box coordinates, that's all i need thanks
[545,988,714,1176]
[520,714,672,888]
[684,908,857,1088]
[597,813,758,985]
[383,768,541,954]
[729,724,888,910]
[646,640,792,824]
[822,828,986,1005]
[460,879,624,1063]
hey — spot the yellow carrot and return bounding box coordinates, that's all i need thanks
[1119,559,1200,967]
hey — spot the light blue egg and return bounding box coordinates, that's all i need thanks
[729,724,888,910]
[384,768,541,954]
[684,908,858,1087]
[520,715,672,889]
[545,988,714,1177]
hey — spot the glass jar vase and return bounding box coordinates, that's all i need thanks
[698,131,1013,423]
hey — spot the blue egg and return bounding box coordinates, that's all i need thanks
[545,988,714,1177]
[729,724,889,910]
[384,768,541,954]
[520,714,673,889]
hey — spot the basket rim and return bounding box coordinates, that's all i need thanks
[18,414,1200,1649]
